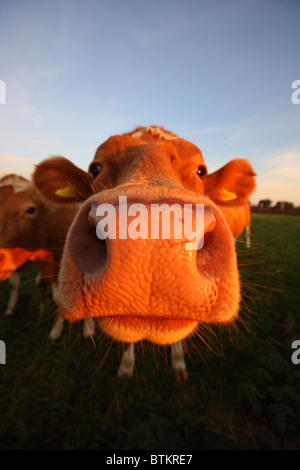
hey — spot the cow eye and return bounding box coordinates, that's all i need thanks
[25,206,36,215]
[89,163,102,178]
[197,165,207,177]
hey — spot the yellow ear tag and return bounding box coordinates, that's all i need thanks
[55,186,75,198]
[218,188,237,201]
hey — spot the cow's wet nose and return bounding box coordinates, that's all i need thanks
[58,193,240,340]
[65,197,218,288]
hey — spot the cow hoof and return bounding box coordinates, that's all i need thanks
[4,310,14,317]
[48,317,65,343]
[48,328,63,343]
[173,368,188,383]
[48,335,61,343]
[117,365,134,378]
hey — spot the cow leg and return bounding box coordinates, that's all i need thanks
[35,271,49,314]
[117,343,135,378]
[245,225,251,248]
[82,317,95,338]
[171,341,188,383]
[47,282,65,341]
[50,282,59,304]
[34,260,58,312]
[4,271,21,316]
[48,313,65,342]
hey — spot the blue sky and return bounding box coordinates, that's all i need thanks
[0,0,299,205]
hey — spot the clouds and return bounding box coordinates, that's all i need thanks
[0,154,34,180]
[253,149,300,206]
[181,118,300,206]
[0,0,299,207]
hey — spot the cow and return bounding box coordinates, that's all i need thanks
[33,126,256,381]
[0,175,51,316]
[0,173,95,341]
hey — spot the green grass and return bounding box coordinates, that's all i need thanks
[0,213,300,450]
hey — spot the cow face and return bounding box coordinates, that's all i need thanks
[33,129,255,345]
[0,184,45,250]
[0,174,79,258]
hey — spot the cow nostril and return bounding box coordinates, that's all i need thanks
[68,203,108,277]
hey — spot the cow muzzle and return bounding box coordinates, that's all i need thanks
[58,185,240,344]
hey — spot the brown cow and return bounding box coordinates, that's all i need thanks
[0,174,95,341]
[33,126,256,380]
[0,175,51,316]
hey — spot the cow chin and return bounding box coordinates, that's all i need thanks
[58,196,240,345]
[98,317,199,344]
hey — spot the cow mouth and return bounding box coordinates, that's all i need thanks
[97,316,198,344]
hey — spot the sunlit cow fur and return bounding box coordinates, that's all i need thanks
[33,126,256,381]
[0,174,95,341]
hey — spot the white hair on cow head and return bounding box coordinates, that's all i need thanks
[0,174,31,193]
[130,126,178,141]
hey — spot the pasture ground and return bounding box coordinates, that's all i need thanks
[0,213,300,450]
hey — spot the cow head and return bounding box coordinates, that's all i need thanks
[0,172,78,257]
[33,127,255,345]
[0,176,44,250]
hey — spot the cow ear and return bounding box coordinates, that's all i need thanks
[204,159,256,204]
[32,156,93,204]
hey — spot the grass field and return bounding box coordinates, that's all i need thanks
[0,213,300,450]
